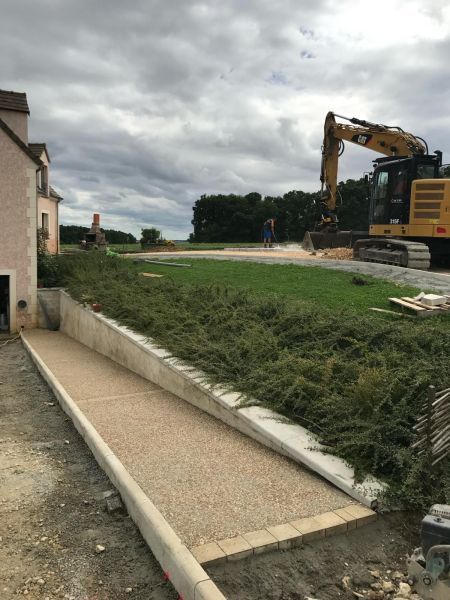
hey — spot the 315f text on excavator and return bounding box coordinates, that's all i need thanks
[302,112,450,270]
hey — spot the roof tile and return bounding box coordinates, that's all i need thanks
[0,90,29,113]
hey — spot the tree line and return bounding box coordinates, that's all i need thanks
[60,225,137,244]
[190,178,369,242]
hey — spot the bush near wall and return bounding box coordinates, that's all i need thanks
[60,253,450,508]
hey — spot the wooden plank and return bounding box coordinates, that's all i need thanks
[369,307,412,318]
[389,298,427,312]
[402,297,441,310]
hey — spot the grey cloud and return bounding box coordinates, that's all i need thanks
[1,0,449,238]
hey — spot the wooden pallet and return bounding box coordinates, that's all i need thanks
[389,295,450,317]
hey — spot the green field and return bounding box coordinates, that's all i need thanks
[130,257,422,314]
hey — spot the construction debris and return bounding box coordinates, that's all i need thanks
[389,293,450,317]
[318,247,354,260]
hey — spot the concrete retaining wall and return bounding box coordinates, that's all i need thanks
[60,291,384,507]
[37,288,61,330]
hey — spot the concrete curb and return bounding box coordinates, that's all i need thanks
[59,291,384,507]
[22,332,227,600]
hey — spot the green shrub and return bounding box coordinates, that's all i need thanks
[60,253,450,507]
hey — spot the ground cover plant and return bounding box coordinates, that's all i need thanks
[61,254,450,507]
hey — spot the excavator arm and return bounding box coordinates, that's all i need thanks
[321,111,428,210]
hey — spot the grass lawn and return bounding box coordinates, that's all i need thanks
[130,257,423,314]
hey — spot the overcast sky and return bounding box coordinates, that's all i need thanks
[2,0,450,239]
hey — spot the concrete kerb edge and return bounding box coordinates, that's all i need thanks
[58,292,384,508]
[21,332,227,600]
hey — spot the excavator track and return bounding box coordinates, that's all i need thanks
[353,238,431,270]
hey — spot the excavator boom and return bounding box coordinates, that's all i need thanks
[320,112,427,210]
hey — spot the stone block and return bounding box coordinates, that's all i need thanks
[291,511,348,540]
[217,535,253,561]
[333,507,357,530]
[190,542,226,566]
[266,523,302,549]
[242,529,279,555]
[337,504,377,527]
[290,516,326,542]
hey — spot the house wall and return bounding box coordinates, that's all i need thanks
[38,196,59,254]
[0,129,37,331]
[36,151,59,254]
[0,109,28,143]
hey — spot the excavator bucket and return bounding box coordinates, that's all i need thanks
[302,230,353,251]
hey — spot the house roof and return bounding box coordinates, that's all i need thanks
[50,186,63,201]
[0,117,42,166]
[0,90,29,114]
[29,142,51,163]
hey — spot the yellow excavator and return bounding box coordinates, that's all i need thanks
[303,112,450,269]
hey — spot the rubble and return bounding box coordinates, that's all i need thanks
[318,247,354,260]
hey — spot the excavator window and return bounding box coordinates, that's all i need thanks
[370,159,412,225]
[416,164,436,179]
[370,157,439,226]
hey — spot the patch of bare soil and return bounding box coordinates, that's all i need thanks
[0,339,177,600]
[208,513,421,600]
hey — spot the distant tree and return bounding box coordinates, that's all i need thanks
[189,179,370,243]
[336,178,370,231]
[141,228,161,245]
[440,165,450,178]
[60,225,88,244]
[60,224,136,245]
[102,229,136,244]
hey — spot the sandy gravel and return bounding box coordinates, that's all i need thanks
[24,329,353,548]
[0,338,177,600]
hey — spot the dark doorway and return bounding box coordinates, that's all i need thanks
[0,276,10,332]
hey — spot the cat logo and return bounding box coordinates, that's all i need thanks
[351,133,372,145]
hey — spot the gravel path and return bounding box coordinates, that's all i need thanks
[0,339,176,600]
[24,329,353,549]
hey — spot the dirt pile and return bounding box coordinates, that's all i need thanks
[319,247,354,260]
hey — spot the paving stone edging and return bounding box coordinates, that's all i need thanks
[191,504,377,565]
[59,291,384,507]
[21,332,227,600]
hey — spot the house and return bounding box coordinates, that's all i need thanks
[29,142,63,254]
[0,89,63,333]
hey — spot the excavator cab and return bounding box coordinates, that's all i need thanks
[369,155,440,229]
